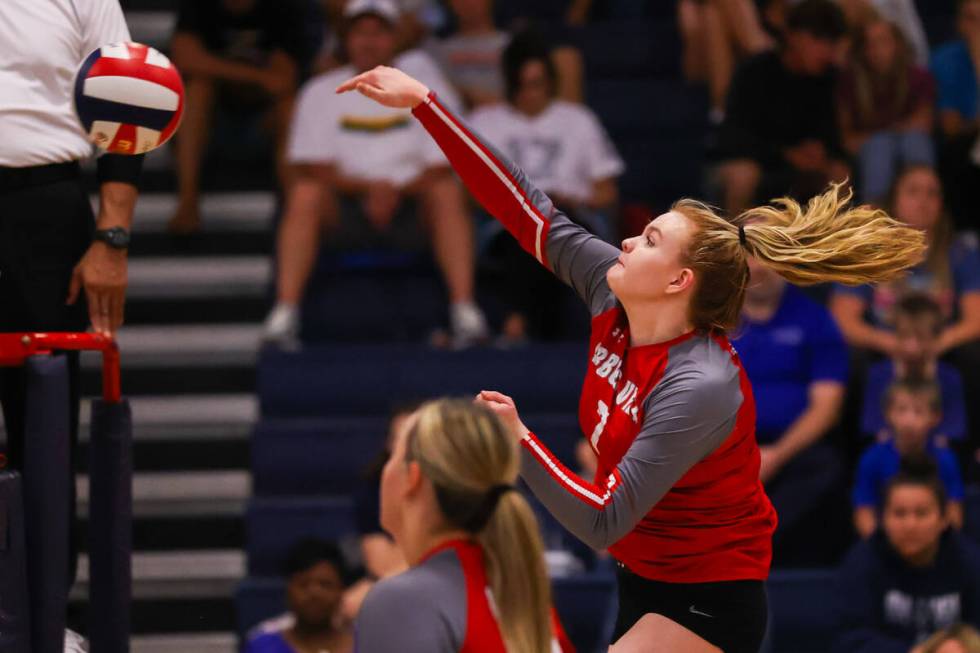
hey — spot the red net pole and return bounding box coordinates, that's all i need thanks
[0,332,121,402]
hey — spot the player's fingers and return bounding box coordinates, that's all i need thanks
[355,81,389,103]
[335,70,375,94]
[479,390,513,405]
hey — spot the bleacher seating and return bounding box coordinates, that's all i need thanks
[257,343,588,417]
[246,497,357,576]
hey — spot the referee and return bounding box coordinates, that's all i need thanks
[0,0,142,621]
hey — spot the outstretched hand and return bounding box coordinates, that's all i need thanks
[335,66,430,109]
[475,390,529,442]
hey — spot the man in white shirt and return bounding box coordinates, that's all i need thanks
[263,0,487,346]
[0,0,141,649]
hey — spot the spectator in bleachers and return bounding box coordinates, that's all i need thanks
[716,0,850,217]
[342,403,415,620]
[678,0,776,123]
[831,166,980,357]
[836,464,980,651]
[470,37,623,342]
[837,16,936,203]
[853,379,965,538]
[861,294,968,443]
[245,538,352,653]
[262,0,488,347]
[733,253,848,552]
[169,0,320,234]
[932,0,980,230]
[837,0,930,64]
[425,0,510,108]
[489,6,585,103]
[918,624,980,653]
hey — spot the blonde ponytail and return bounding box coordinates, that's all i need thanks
[738,182,926,286]
[672,183,927,333]
[408,399,553,653]
[478,490,553,653]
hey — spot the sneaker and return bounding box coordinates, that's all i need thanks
[65,629,88,653]
[450,302,489,349]
[262,303,300,347]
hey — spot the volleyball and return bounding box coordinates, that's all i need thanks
[73,42,184,155]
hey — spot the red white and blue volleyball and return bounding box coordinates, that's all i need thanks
[73,42,184,155]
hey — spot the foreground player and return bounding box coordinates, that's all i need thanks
[355,399,569,652]
[339,67,926,652]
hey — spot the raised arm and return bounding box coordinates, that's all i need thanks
[337,66,620,315]
[518,366,742,550]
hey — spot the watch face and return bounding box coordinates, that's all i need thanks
[100,228,129,248]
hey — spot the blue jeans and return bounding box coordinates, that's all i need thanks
[859,130,935,203]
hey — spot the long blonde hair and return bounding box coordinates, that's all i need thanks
[406,399,552,653]
[673,183,926,332]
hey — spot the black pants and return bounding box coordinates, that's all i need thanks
[0,162,93,586]
[614,565,768,653]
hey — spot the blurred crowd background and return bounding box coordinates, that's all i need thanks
[37,0,980,650]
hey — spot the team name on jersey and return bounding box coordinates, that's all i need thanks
[591,343,640,423]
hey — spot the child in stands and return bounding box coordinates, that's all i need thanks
[853,378,964,538]
[861,293,967,444]
[837,464,980,651]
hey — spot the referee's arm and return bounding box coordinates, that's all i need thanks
[67,157,141,337]
[66,0,144,337]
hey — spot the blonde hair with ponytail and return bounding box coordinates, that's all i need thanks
[673,183,927,333]
[407,399,552,653]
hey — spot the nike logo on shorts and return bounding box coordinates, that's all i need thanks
[689,605,714,618]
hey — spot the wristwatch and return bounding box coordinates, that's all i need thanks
[94,227,130,250]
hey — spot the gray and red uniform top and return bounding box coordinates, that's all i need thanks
[412,92,778,584]
[355,539,574,652]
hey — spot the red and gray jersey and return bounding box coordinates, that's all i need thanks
[413,93,777,584]
[354,539,574,652]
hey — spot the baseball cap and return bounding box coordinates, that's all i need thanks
[344,0,400,25]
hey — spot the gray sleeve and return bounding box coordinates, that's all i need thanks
[413,95,619,316]
[475,132,619,315]
[354,574,459,653]
[520,363,742,550]
[546,212,620,316]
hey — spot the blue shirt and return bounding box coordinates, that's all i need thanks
[852,440,965,508]
[244,633,295,653]
[931,40,979,120]
[733,285,849,443]
[861,360,967,441]
[834,233,980,327]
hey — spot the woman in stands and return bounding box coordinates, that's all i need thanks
[338,67,925,653]
[354,399,572,653]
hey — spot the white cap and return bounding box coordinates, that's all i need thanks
[344,0,400,25]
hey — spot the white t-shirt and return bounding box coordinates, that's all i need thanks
[0,0,131,167]
[470,101,624,205]
[287,49,461,186]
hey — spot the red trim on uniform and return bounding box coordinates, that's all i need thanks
[522,431,614,510]
[454,540,508,653]
[413,92,552,268]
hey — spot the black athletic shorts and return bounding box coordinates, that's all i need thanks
[613,563,768,653]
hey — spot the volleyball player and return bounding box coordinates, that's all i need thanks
[354,399,571,652]
[338,66,925,652]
